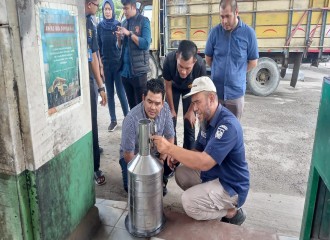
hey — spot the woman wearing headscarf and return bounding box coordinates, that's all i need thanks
[97,0,129,132]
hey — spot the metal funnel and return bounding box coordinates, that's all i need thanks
[125,119,166,237]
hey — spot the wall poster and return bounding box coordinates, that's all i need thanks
[39,8,81,114]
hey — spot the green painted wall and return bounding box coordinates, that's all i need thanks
[0,171,33,240]
[0,132,94,240]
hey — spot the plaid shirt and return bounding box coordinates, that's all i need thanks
[120,101,175,158]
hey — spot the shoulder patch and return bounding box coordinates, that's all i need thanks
[215,125,227,139]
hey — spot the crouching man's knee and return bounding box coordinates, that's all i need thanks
[181,191,204,221]
[175,165,201,191]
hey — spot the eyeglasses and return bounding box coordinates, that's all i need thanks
[90,2,99,7]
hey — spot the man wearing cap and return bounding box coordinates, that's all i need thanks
[152,76,249,225]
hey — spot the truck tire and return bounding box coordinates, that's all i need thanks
[247,57,280,96]
[147,54,158,80]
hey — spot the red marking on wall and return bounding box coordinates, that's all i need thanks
[263,29,277,33]
[292,27,306,33]
[193,30,206,35]
[173,31,185,35]
[310,26,321,35]
[326,29,330,36]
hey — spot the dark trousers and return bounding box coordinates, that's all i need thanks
[171,87,195,150]
[89,78,100,172]
[122,74,148,109]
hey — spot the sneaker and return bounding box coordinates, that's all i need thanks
[108,121,117,132]
[221,208,246,226]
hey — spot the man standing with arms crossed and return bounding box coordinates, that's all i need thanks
[205,0,258,119]
[116,0,151,109]
[163,40,206,150]
[85,0,107,185]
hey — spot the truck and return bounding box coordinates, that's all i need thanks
[136,0,330,96]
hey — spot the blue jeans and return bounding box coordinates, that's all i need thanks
[119,158,128,191]
[104,67,129,122]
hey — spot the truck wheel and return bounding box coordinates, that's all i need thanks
[247,57,280,96]
[147,54,158,80]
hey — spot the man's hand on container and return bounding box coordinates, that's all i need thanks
[151,135,170,154]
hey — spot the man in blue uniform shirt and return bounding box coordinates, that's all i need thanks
[205,0,259,119]
[152,76,249,225]
[85,0,107,186]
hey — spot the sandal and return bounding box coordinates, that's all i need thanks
[94,170,106,186]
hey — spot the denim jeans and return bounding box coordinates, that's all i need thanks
[104,68,129,122]
[171,86,195,150]
[119,158,128,191]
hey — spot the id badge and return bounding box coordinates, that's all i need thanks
[88,48,92,62]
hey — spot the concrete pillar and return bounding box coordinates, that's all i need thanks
[0,0,97,239]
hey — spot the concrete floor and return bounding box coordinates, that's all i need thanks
[92,199,298,240]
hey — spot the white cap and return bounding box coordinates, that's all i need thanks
[183,76,217,99]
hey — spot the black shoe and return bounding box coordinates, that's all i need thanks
[108,121,117,132]
[221,208,246,226]
[163,185,168,196]
[99,147,104,154]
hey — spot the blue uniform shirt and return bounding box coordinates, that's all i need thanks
[195,105,249,208]
[205,18,259,100]
[86,15,99,79]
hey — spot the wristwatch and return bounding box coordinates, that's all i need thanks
[129,31,133,37]
[98,86,105,93]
